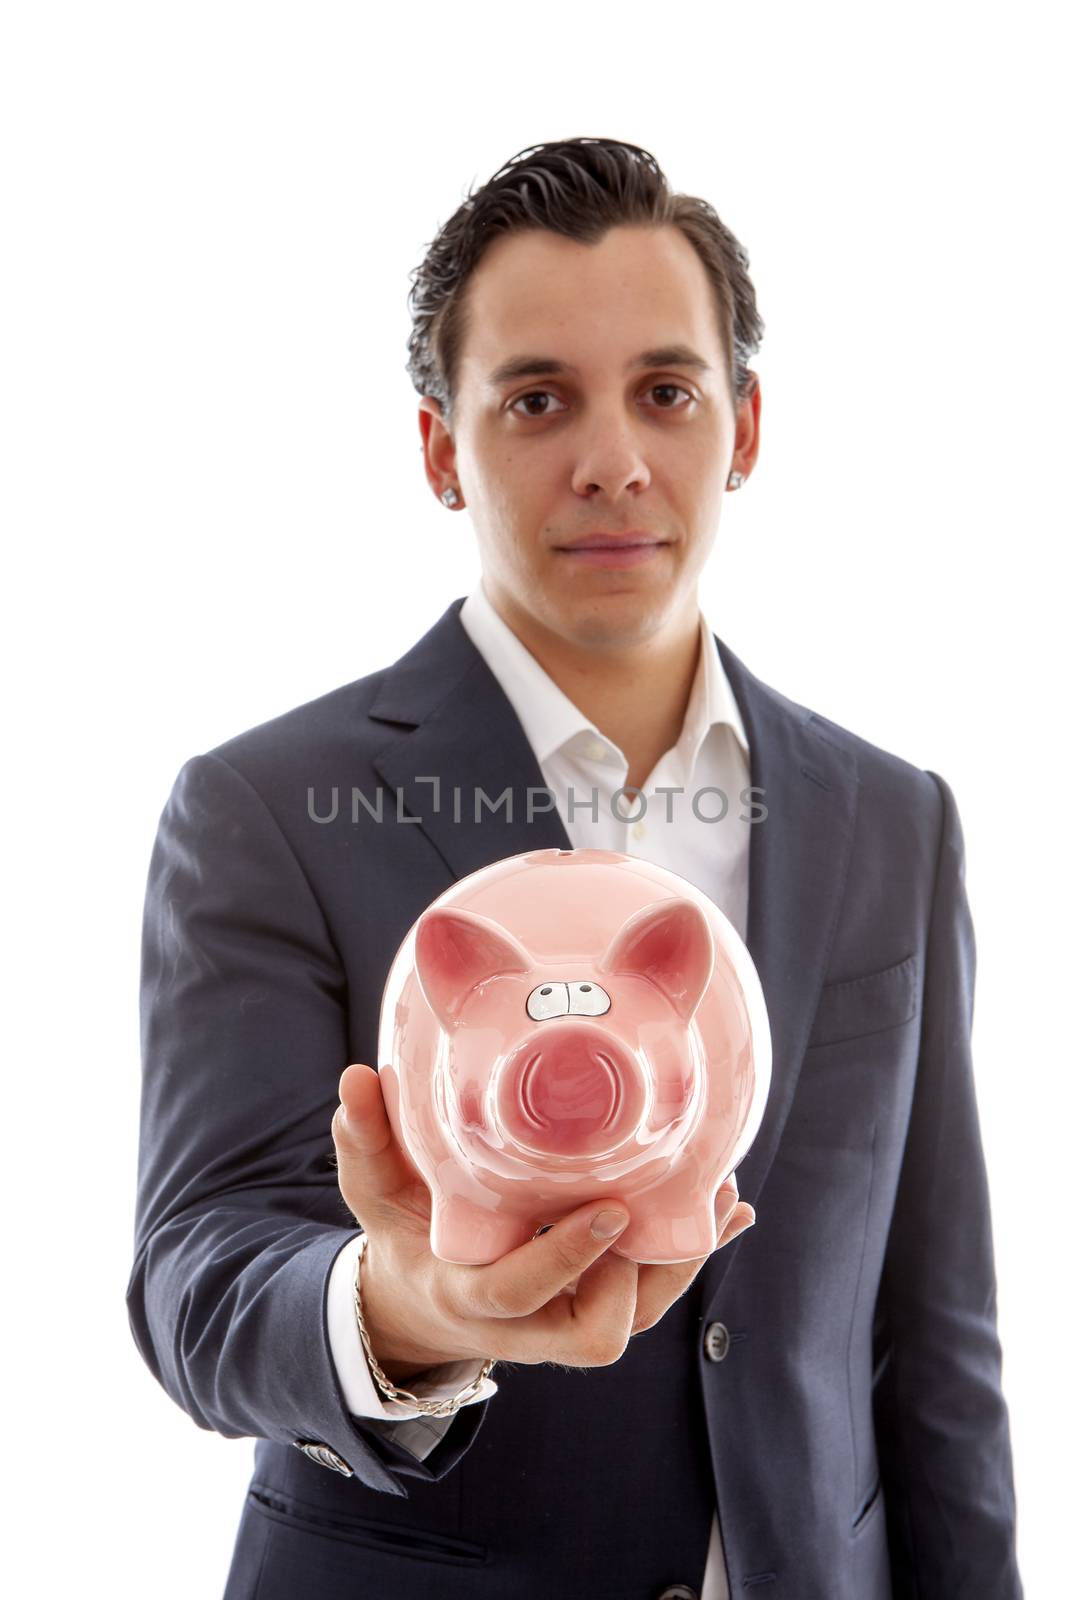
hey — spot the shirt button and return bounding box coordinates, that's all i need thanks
[704,1321,731,1362]
[585,738,607,761]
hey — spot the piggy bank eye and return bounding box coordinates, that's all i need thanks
[526,982,569,1021]
[566,981,611,1017]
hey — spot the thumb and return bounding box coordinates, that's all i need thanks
[332,1063,423,1218]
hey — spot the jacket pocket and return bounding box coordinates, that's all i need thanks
[808,954,918,1049]
[247,1485,488,1568]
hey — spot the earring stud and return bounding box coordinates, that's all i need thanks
[727,471,745,491]
[441,486,460,508]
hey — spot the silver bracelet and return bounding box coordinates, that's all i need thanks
[353,1237,496,1418]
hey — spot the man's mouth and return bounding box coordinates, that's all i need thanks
[555,537,669,568]
[556,533,664,551]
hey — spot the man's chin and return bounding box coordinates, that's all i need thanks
[549,590,674,650]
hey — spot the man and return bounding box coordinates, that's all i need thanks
[127,138,1022,1598]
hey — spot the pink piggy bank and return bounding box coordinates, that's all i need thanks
[377,847,771,1266]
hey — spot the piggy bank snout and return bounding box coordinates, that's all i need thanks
[497,1022,644,1157]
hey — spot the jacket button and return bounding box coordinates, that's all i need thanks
[657,1587,698,1599]
[293,1440,354,1476]
[704,1320,731,1361]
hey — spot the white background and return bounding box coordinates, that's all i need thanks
[3,2,1062,1594]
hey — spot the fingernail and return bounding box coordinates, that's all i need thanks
[592,1210,629,1238]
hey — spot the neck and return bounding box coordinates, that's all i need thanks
[481,583,702,793]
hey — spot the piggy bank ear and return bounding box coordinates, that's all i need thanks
[601,898,714,1022]
[415,908,532,1031]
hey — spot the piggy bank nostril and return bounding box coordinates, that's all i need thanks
[509,1042,627,1151]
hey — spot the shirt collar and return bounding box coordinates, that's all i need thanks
[458,578,749,782]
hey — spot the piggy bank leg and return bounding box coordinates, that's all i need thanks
[610,1193,719,1264]
[432,1193,532,1266]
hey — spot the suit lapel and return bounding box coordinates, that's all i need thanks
[367,600,859,1316]
[368,599,572,883]
[698,638,859,1315]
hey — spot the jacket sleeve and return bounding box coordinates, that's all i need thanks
[871,770,1023,1596]
[125,751,493,1497]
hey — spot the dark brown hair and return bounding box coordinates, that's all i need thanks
[405,136,764,428]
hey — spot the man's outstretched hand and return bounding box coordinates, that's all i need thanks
[331,1062,755,1382]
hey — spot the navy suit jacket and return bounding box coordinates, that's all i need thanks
[127,597,1022,1599]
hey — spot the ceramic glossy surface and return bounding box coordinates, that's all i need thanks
[377,848,771,1265]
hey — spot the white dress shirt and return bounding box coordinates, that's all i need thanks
[326,577,753,1600]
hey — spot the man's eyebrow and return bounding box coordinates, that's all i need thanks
[486,344,713,387]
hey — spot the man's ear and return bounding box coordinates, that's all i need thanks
[418,396,459,502]
[730,369,761,484]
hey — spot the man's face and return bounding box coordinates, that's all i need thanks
[419,223,759,653]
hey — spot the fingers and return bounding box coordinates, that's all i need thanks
[631,1254,709,1335]
[481,1237,638,1369]
[714,1179,741,1243]
[331,1063,423,1221]
[718,1201,755,1248]
[629,1189,756,1335]
[713,1172,758,1250]
[561,1242,640,1364]
[449,1199,631,1326]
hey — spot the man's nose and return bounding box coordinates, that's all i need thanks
[569,412,653,500]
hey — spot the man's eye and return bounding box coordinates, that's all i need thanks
[647,383,695,409]
[510,385,695,419]
[511,391,564,418]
